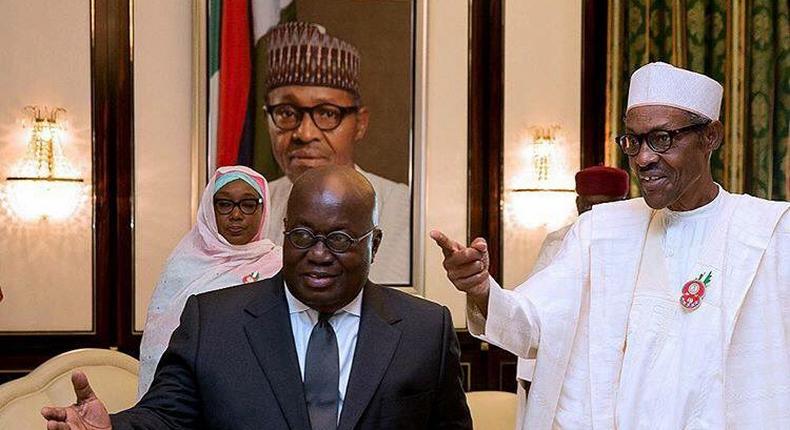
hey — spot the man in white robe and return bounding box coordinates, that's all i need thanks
[260,22,410,284]
[515,165,629,423]
[432,62,790,429]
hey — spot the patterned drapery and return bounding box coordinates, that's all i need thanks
[605,0,788,200]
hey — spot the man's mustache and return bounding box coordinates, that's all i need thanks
[637,162,668,178]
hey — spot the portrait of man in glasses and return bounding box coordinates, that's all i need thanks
[260,21,411,286]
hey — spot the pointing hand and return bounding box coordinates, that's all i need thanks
[430,230,491,314]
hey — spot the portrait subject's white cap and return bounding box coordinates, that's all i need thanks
[627,62,723,120]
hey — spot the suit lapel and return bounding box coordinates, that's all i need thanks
[587,199,652,430]
[338,283,402,430]
[243,274,311,430]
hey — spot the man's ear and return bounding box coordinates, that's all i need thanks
[703,120,724,152]
[370,228,382,263]
[354,106,370,141]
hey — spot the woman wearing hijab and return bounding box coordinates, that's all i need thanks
[137,165,282,397]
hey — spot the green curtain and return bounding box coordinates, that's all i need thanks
[605,0,788,200]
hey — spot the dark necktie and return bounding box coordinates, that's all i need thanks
[304,312,339,430]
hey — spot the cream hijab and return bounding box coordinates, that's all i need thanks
[137,166,283,398]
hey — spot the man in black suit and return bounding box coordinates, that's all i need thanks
[42,166,472,430]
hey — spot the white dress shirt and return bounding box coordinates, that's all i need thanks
[284,284,363,419]
[661,184,725,291]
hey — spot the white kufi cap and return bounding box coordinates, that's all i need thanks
[627,62,723,120]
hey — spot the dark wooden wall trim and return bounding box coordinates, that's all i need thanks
[580,0,609,167]
[103,0,137,356]
[457,331,517,393]
[464,0,516,393]
[92,0,133,352]
[468,0,504,283]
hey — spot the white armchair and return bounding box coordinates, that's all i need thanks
[465,390,518,430]
[0,348,139,428]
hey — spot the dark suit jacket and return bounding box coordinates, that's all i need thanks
[113,273,472,429]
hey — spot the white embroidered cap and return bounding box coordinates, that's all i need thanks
[627,62,723,120]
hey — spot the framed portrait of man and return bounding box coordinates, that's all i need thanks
[193,0,424,289]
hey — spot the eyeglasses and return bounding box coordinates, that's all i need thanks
[283,225,378,253]
[616,122,710,156]
[213,198,262,215]
[264,103,359,131]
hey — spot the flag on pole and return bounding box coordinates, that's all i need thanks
[208,0,294,175]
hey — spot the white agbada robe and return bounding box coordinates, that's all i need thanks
[470,189,789,429]
[514,223,572,427]
[264,166,411,284]
[533,224,573,275]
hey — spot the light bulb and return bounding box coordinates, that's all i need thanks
[38,126,53,142]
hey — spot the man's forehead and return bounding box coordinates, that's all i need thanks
[624,105,690,129]
[289,215,352,232]
[267,85,357,105]
[288,199,367,233]
[289,187,371,224]
[293,187,366,212]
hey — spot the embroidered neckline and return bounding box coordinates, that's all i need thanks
[663,184,726,223]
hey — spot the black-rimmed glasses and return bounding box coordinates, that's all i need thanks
[616,122,710,156]
[264,103,359,131]
[213,198,262,215]
[284,225,378,253]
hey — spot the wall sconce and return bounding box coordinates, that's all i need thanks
[507,125,576,230]
[530,125,560,182]
[1,106,85,221]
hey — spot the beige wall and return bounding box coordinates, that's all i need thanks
[421,0,469,327]
[502,0,582,287]
[133,0,195,331]
[0,0,93,331]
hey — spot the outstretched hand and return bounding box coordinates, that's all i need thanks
[430,230,491,314]
[40,371,111,430]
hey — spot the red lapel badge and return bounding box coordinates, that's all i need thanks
[680,271,712,311]
[242,271,260,284]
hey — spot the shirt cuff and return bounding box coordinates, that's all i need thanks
[466,276,501,337]
[467,277,540,359]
